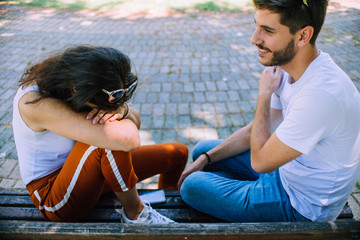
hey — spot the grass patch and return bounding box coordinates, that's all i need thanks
[319,27,335,44]
[194,1,244,12]
[7,0,86,10]
[3,0,252,12]
[195,1,222,11]
[2,0,124,11]
[352,36,360,46]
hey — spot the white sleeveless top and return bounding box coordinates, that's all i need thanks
[12,85,75,185]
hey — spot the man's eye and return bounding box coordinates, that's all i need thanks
[264,29,273,33]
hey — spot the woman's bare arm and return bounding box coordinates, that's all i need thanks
[19,92,140,152]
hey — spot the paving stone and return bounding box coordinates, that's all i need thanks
[181,93,193,103]
[194,92,206,103]
[9,164,21,179]
[218,127,232,139]
[153,103,165,116]
[0,159,17,178]
[152,116,165,129]
[0,179,17,188]
[178,103,190,115]
[204,92,217,103]
[165,116,178,128]
[141,103,153,115]
[216,114,232,128]
[216,91,228,102]
[146,92,159,103]
[166,103,178,115]
[169,92,181,102]
[163,129,177,142]
[13,180,26,188]
[141,115,152,129]
[227,102,240,113]
[0,142,15,159]
[0,114,12,126]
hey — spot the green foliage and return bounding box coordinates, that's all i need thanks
[11,0,86,10]
[194,1,242,12]
[4,0,250,12]
[352,36,360,47]
[194,1,221,11]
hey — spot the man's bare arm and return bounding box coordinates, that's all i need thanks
[251,67,301,173]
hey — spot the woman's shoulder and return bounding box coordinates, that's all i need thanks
[19,89,67,132]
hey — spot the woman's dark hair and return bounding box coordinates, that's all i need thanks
[253,0,328,45]
[19,45,137,112]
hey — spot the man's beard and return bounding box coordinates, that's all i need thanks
[259,38,296,66]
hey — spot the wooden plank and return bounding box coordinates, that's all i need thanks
[84,208,222,223]
[0,207,45,221]
[0,188,29,195]
[0,189,354,221]
[0,190,188,208]
[341,203,354,218]
[96,194,188,209]
[0,220,359,240]
[0,188,180,196]
[0,195,34,207]
[0,206,220,223]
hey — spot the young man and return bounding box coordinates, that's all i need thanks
[178,0,360,222]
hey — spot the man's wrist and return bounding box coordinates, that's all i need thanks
[257,92,272,102]
[196,154,210,169]
[202,152,213,165]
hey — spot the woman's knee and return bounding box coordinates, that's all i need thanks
[173,142,188,162]
[167,142,188,169]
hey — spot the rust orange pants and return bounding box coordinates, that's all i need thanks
[26,142,188,222]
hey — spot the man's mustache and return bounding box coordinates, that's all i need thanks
[257,44,272,52]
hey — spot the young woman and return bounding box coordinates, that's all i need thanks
[12,45,188,223]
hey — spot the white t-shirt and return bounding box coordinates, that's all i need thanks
[271,51,360,221]
[12,85,75,185]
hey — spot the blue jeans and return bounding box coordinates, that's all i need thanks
[180,140,310,222]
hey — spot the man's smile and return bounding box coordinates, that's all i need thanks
[257,44,271,55]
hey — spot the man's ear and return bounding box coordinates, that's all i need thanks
[296,26,314,47]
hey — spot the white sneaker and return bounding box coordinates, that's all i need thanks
[121,201,176,224]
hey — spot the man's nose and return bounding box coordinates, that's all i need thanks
[250,28,261,45]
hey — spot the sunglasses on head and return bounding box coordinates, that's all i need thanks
[302,0,313,27]
[102,73,138,103]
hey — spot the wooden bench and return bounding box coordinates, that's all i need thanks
[0,188,359,239]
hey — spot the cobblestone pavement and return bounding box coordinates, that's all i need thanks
[0,1,359,219]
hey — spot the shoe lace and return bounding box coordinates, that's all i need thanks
[142,201,172,223]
